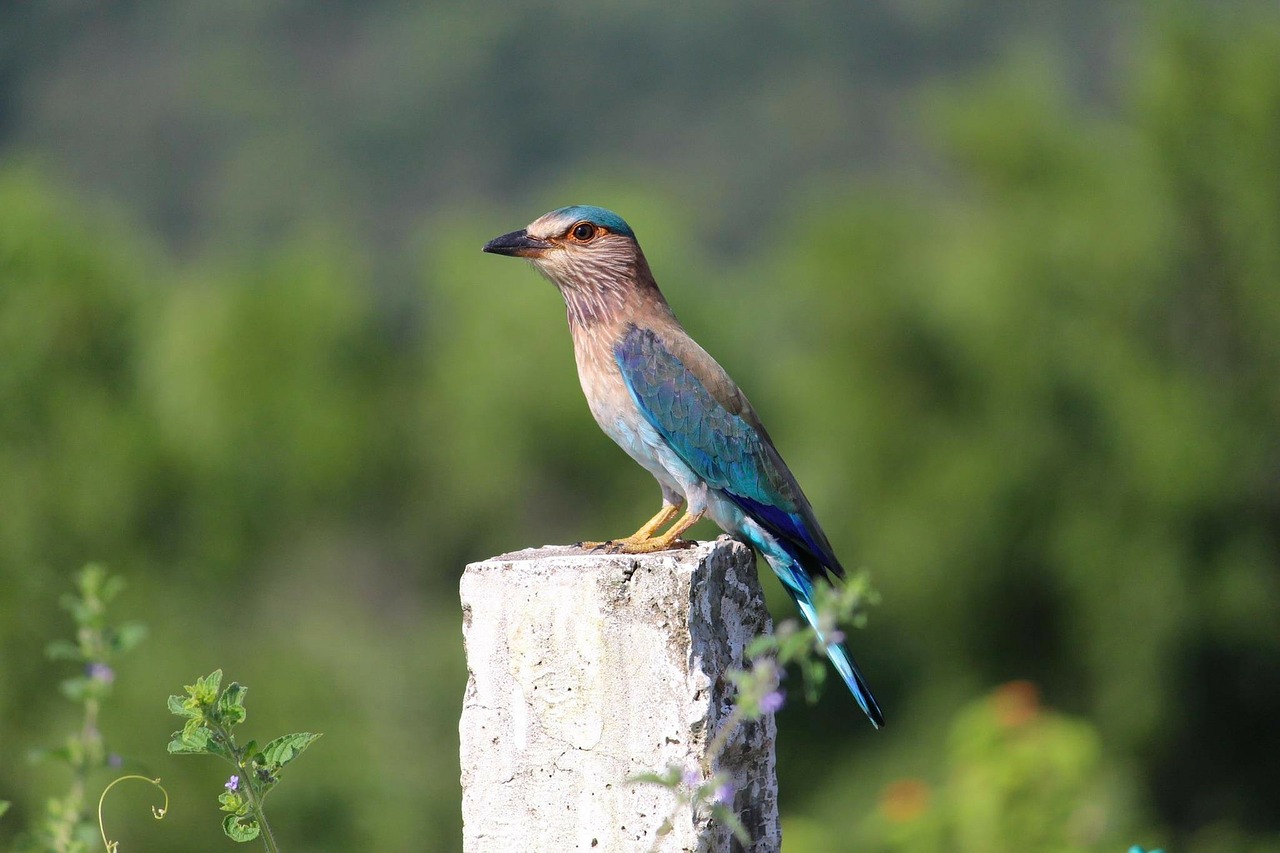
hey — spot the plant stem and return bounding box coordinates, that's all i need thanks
[240,778,280,853]
[215,722,281,853]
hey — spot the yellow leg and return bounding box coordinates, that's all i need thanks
[618,504,683,545]
[610,509,705,554]
[577,503,682,550]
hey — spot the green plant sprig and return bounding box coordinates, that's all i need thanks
[18,565,147,852]
[167,670,320,852]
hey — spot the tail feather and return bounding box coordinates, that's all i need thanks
[765,552,885,729]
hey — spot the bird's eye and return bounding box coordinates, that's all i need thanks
[571,222,596,241]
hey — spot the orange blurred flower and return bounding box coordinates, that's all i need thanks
[992,680,1040,728]
[879,778,931,823]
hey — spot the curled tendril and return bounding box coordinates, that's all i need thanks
[98,775,169,852]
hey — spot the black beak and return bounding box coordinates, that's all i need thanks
[482,228,551,257]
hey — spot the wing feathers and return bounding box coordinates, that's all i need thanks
[615,324,843,577]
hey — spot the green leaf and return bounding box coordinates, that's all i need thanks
[0,800,9,819]
[167,736,198,754]
[28,744,73,765]
[110,621,149,654]
[168,693,200,718]
[629,769,683,788]
[801,662,826,705]
[45,639,82,661]
[223,813,261,843]
[216,682,248,727]
[182,716,209,741]
[100,572,127,604]
[710,803,750,845]
[218,790,249,815]
[199,666,225,696]
[777,631,813,664]
[259,732,321,772]
[59,676,90,702]
[59,592,90,626]
[192,669,224,704]
[169,725,212,754]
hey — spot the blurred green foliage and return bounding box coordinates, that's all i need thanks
[0,0,1134,255]
[2,5,1279,852]
[856,682,1143,853]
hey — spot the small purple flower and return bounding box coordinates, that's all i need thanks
[713,781,734,806]
[760,690,786,714]
[108,753,124,768]
[681,767,701,789]
[87,662,115,684]
[225,775,240,793]
[827,630,845,645]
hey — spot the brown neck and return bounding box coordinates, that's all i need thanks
[561,250,671,331]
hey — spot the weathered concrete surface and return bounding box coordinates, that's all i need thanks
[460,537,779,853]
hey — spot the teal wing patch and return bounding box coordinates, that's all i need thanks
[614,325,842,572]
[615,325,785,506]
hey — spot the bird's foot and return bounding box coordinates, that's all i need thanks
[571,537,697,554]
[574,504,683,552]
[573,507,704,554]
[610,537,698,554]
[603,509,706,553]
[573,538,646,553]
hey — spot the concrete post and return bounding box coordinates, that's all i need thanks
[459,538,779,853]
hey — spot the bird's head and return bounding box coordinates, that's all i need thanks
[482,205,649,299]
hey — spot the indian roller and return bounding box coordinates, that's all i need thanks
[483,205,884,728]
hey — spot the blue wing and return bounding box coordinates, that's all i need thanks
[614,324,841,579]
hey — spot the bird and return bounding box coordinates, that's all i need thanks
[483,205,883,728]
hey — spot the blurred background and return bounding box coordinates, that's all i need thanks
[1,1,1278,850]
